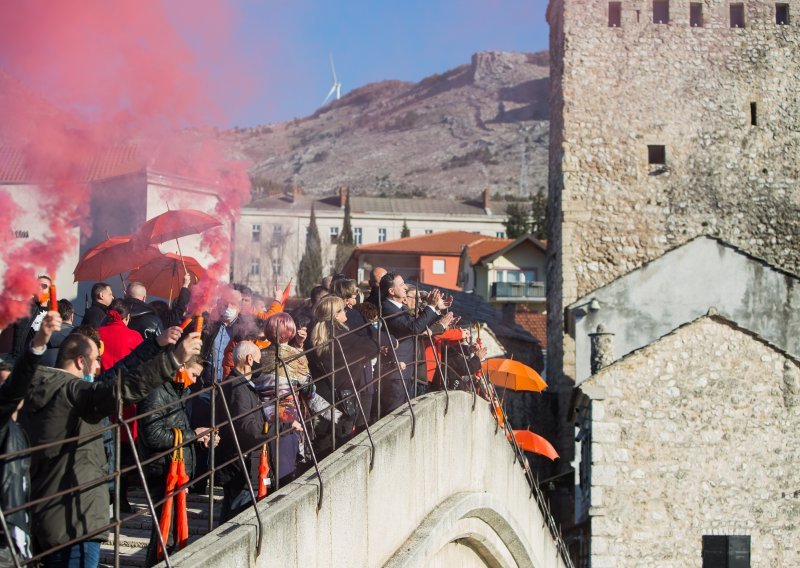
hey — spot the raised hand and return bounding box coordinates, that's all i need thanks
[31,311,63,351]
[437,312,455,328]
[174,331,202,363]
[156,326,183,347]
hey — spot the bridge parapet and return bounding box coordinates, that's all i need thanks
[170,391,570,568]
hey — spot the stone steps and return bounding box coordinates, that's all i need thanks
[98,487,224,567]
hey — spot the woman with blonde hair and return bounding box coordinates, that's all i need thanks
[311,296,380,449]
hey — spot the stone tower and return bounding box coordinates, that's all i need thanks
[545,0,800,526]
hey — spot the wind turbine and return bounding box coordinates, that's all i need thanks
[322,53,342,106]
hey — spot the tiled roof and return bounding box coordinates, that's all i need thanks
[0,147,30,182]
[356,231,508,256]
[413,283,541,346]
[467,238,513,264]
[247,194,509,217]
[515,311,547,349]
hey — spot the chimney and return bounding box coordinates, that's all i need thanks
[501,303,516,326]
[339,185,349,208]
[589,324,615,374]
[289,183,302,203]
[482,188,492,214]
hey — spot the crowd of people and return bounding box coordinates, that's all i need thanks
[0,266,489,567]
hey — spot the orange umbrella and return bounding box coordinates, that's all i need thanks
[128,253,205,300]
[513,430,559,460]
[130,209,222,249]
[73,236,162,282]
[257,422,270,500]
[484,358,547,392]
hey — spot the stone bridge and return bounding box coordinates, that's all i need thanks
[168,390,570,568]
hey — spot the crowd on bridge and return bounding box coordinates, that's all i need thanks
[0,266,492,567]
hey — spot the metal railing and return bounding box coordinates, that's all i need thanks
[491,281,547,300]
[0,307,573,568]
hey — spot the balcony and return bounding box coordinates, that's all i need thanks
[491,281,546,301]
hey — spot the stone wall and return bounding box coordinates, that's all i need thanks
[547,0,800,382]
[169,392,570,568]
[581,316,800,566]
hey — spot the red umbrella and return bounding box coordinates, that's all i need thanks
[128,253,205,300]
[130,209,222,248]
[73,236,162,282]
[513,430,559,461]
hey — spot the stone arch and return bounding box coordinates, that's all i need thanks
[385,492,545,568]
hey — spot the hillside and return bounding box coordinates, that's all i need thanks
[231,51,550,199]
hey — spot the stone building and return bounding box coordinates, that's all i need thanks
[573,314,800,567]
[545,0,800,526]
[234,187,508,295]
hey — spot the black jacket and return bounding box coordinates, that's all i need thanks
[380,299,438,375]
[11,303,46,359]
[0,347,41,559]
[17,348,180,553]
[316,326,380,409]
[160,286,191,328]
[215,369,268,486]
[81,302,108,329]
[137,380,196,481]
[127,298,164,341]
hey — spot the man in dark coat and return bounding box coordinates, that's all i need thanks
[40,299,75,367]
[138,356,210,564]
[125,281,164,340]
[17,324,201,564]
[0,311,62,564]
[215,341,269,523]
[81,282,114,329]
[378,272,445,416]
[10,275,51,359]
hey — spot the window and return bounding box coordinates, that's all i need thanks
[608,2,622,26]
[653,0,669,23]
[354,227,363,245]
[690,2,704,26]
[702,535,750,568]
[648,145,666,165]
[271,257,282,277]
[432,259,446,274]
[378,228,387,242]
[776,3,789,24]
[249,257,260,276]
[495,269,538,283]
[272,225,283,241]
[329,226,339,244]
[750,102,757,126]
[730,3,745,27]
[424,229,433,235]
[495,231,506,238]
[251,224,261,242]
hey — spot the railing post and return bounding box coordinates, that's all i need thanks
[378,313,416,438]
[113,369,122,568]
[208,380,217,533]
[0,505,21,568]
[333,336,376,470]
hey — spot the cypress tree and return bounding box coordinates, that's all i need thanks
[297,204,322,296]
[334,193,355,271]
[400,219,410,238]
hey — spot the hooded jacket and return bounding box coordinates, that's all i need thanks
[137,379,196,481]
[126,298,164,341]
[17,349,180,554]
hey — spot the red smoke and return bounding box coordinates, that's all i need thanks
[0,1,253,327]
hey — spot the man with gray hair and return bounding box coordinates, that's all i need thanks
[215,340,269,521]
[125,281,163,340]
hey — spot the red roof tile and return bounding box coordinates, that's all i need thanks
[356,231,508,256]
[467,238,513,264]
[515,312,547,349]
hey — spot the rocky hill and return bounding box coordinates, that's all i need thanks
[231,51,550,199]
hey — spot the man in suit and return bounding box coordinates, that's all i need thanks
[378,272,448,416]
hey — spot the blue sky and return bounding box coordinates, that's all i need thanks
[224,0,549,126]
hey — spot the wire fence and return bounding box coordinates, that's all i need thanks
[0,309,574,568]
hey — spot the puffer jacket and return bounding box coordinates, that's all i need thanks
[137,379,195,481]
[126,298,164,341]
[0,347,42,560]
[17,350,180,554]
